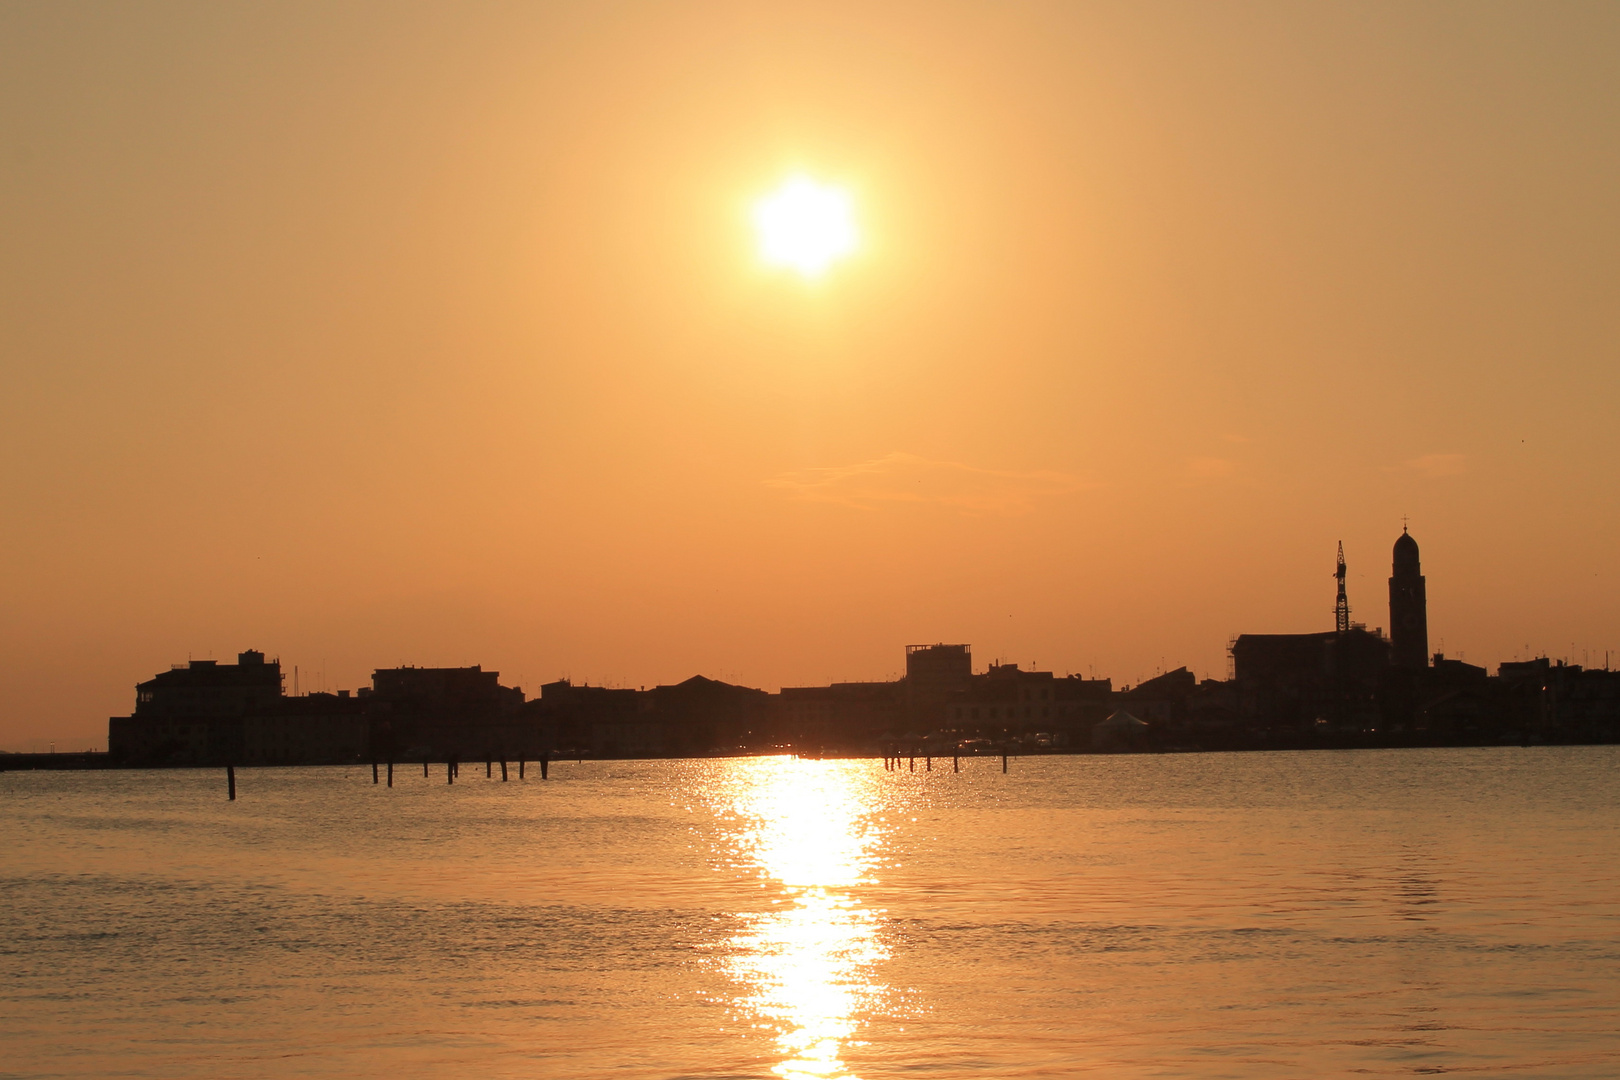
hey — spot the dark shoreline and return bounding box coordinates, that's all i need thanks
[3,737,1615,772]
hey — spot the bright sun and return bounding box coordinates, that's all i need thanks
[753,176,858,278]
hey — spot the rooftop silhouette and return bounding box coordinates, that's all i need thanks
[91,527,1620,769]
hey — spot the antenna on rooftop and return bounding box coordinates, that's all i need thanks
[1334,541,1351,634]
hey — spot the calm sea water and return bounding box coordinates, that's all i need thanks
[2,748,1617,1079]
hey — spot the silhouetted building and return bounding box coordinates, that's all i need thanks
[1390,529,1429,670]
[947,662,1052,729]
[1052,674,1115,738]
[533,680,645,756]
[1493,658,1620,742]
[648,675,773,755]
[242,691,369,765]
[134,650,282,716]
[905,643,972,725]
[776,645,973,751]
[531,674,774,757]
[109,650,367,766]
[1180,677,1244,745]
[775,681,904,754]
[367,666,528,761]
[1229,541,1396,734]
[1430,652,1487,685]
[940,663,1112,746]
[1231,629,1391,732]
[1118,667,1198,724]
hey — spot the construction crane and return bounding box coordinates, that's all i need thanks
[1334,541,1351,634]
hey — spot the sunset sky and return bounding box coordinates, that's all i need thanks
[3,2,1618,749]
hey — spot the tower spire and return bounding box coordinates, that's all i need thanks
[1334,541,1351,634]
[1390,527,1429,669]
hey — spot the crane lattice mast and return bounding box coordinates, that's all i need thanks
[1334,541,1351,634]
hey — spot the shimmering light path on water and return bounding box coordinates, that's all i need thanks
[2,748,1618,1079]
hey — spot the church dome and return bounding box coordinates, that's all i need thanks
[1393,529,1421,575]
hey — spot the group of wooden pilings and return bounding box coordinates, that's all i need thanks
[225,752,554,798]
[882,749,1011,774]
[375,751,552,786]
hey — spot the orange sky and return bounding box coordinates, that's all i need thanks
[3,2,1619,749]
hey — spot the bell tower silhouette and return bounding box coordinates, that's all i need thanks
[1389,526,1428,670]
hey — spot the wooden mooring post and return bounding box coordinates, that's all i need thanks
[926,755,932,771]
[500,758,508,782]
[909,754,915,773]
[486,757,492,778]
[953,754,959,773]
[519,759,525,779]
[226,765,236,801]
[447,759,454,785]
[541,752,549,780]
[372,760,379,784]
[1002,752,1009,773]
[387,760,393,787]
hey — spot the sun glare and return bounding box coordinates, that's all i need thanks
[721,757,888,1080]
[753,177,859,278]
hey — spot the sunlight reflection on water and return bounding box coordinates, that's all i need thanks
[5,751,1620,1079]
[721,758,888,1080]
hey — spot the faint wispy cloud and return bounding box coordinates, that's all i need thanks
[1399,453,1467,478]
[765,452,1091,514]
[1188,456,1237,479]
